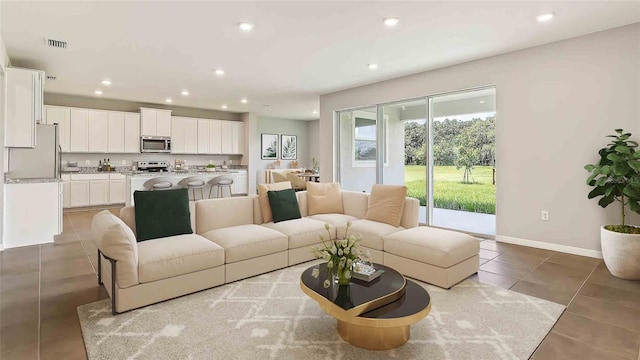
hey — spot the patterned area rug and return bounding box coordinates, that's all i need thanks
[78,264,564,360]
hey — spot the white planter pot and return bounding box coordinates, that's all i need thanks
[601,226,640,280]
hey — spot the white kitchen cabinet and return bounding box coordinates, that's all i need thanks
[124,113,140,153]
[140,107,172,136]
[62,174,71,208]
[70,109,89,152]
[171,116,185,153]
[109,177,126,204]
[88,111,108,152]
[4,67,44,148]
[89,180,109,206]
[197,119,210,154]
[3,182,61,248]
[107,112,125,153]
[184,118,198,154]
[234,171,247,194]
[221,121,233,154]
[232,121,245,154]
[44,106,71,152]
[70,180,90,207]
[209,120,222,154]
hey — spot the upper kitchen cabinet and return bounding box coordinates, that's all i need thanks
[69,109,89,152]
[107,112,125,153]
[140,108,172,137]
[220,121,244,154]
[4,67,45,148]
[88,110,108,152]
[44,106,71,152]
[124,113,140,153]
[209,120,222,154]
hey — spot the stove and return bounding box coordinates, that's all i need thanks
[137,160,170,172]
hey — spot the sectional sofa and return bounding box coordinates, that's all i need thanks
[91,190,479,314]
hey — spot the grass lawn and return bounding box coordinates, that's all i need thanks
[405,165,496,214]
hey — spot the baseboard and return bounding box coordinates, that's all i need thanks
[496,235,603,259]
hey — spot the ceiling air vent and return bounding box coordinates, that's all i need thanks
[46,75,57,80]
[46,38,67,49]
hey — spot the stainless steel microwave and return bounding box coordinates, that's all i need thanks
[140,136,171,153]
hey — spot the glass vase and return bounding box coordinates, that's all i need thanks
[332,268,351,286]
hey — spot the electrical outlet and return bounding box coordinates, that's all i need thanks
[121,160,126,165]
[85,160,91,166]
[541,210,549,221]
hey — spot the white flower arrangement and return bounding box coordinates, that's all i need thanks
[311,222,368,288]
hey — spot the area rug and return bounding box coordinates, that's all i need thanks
[78,264,564,360]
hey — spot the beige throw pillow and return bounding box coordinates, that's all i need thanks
[285,172,307,190]
[365,184,408,227]
[258,181,292,223]
[307,182,344,215]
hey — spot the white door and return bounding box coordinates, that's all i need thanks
[69,109,89,152]
[221,121,233,154]
[88,111,108,152]
[197,119,210,154]
[141,108,157,136]
[124,113,140,153]
[184,118,198,154]
[107,112,125,153]
[89,180,109,205]
[70,181,90,207]
[209,120,222,154]
[156,110,172,136]
[232,121,245,154]
[109,179,126,204]
[46,106,71,152]
[171,117,185,153]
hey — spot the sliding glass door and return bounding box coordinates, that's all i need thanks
[337,107,378,192]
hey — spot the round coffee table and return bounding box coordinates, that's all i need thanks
[300,263,431,350]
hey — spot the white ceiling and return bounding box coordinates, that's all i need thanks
[2,1,639,120]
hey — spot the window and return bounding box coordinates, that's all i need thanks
[351,110,388,166]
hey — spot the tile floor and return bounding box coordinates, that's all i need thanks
[1,208,639,359]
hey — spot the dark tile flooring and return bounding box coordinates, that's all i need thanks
[1,209,639,359]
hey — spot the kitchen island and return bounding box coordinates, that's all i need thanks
[124,169,248,206]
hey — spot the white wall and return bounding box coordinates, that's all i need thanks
[320,23,640,254]
[307,120,320,170]
[0,16,10,248]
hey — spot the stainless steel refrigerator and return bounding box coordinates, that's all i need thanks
[8,124,61,179]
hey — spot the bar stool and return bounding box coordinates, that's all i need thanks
[208,175,235,198]
[178,176,207,200]
[143,177,175,191]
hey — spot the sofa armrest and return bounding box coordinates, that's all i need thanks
[400,197,420,229]
[91,210,139,288]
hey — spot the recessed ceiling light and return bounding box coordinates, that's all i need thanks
[240,98,248,104]
[479,100,486,104]
[383,17,400,27]
[101,79,111,86]
[312,110,318,115]
[214,69,225,76]
[165,98,173,103]
[367,63,378,70]
[221,105,228,109]
[238,22,254,31]
[536,12,555,22]
[181,90,189,96]
[94,90,103,95]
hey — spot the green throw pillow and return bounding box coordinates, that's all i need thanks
[133,188,193,241]
[267,188,302,223]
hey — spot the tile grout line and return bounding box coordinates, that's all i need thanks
[565,262,600,308]
[507,253,555,290]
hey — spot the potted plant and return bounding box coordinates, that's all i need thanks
[585,128,640,280]
[206,164,216,172]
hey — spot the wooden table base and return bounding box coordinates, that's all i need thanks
[337,320,410,350]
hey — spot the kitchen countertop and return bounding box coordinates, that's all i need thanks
[62,166,248,175]
[5,177,63,184]
[123,170,241,177]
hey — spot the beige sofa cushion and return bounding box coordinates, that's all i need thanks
[91,210,139,288]
[201,224,288,263]
[196,196,256,234]
[257,182,292,223]
[286,172,307,190]
[337,219,403,251]
[365,184,407,227]
[342,191,369,218]
[307,213,359,227]
[272,172,288,183]
[137,234,224,283]
[384,227,480,268]
[262,217,336,249]
[307,182,344,215]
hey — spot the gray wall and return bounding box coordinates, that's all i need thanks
[307,120,320,171]
[320,23,640,255]
[44,93,241,121]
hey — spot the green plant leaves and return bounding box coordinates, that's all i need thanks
[615,145,632,154]
[584,164,596,171]
[598,195,615,208]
